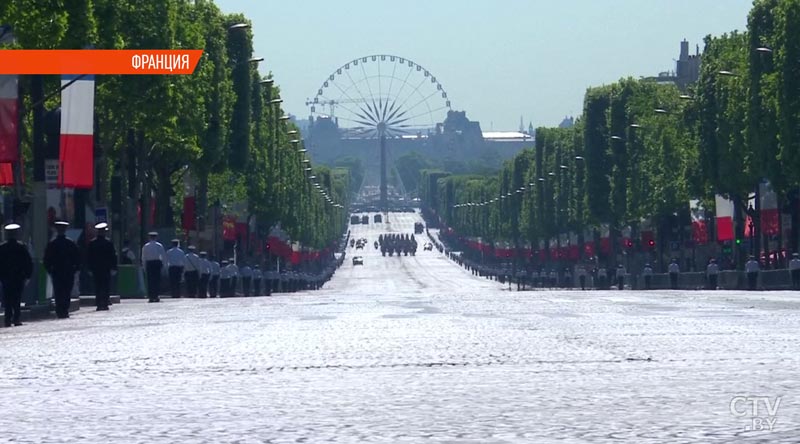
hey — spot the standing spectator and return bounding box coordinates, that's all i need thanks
[0,224,33,327]
[120,239,136,265]
[706,259,720,290]
[141,232,166,303]
[745,255,760,291]
[43,220,80,319]
[219,259,231,298]
[789,253,800,290]
[87,223,118,311]
[165,239,185,299]
[668,259,680,289]
[597,266,607,290]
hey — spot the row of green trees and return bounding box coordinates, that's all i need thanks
[1,0,350,251]
[421,0,800,258]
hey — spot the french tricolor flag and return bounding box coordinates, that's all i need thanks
[715,194,734,242]
[58,74,94,189]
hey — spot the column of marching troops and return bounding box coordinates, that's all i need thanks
[0,222,344,328]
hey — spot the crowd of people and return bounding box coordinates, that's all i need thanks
[0,222,346,327]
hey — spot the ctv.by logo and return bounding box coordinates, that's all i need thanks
[729,396,782,432]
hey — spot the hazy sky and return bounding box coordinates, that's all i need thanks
[217,0,753,130]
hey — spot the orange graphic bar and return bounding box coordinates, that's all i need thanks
[0,50,203,75]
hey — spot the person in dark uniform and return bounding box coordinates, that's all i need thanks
[43,220,80,319]
[0,224,33,327]
[87,222,118,311]
[197,251,210,298]
[165,239,185,299]
[790,253,800,290]
[141,232,166,302]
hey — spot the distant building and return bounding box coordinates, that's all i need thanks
[558,116,575,128]
[645,39,701,90]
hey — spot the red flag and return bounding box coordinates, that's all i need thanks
[222,216,236,240]
[0,74,19,162]
[0,163,12,186]
[182,196,196,231]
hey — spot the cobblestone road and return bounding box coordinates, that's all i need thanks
[1,211,799,443]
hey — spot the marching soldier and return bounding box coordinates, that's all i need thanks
[563,267,573,289]
[141,232,166,303]
[252,265,262,296]
[87,222,118,311]
[166,239,185,299]
[706,259,720,290]
[208,255,220,298]
[43,220,80,319]
[198,251,210,298]
[184,246,200,298]
[0,224,33,327]
[790,253,800,290]
[240,262,252,297]
[668,259,680,290]
[642,263,653,290]
[745,255,760,291]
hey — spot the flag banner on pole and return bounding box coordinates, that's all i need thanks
[569,232,579,260]
[0,28,17,164]
[690,199,708,244]
[0,74,18,163]
[58,74,95,189]
[715,195,734,242]
[181,196,196,231]
[760,181,779,236]
[599,224,611,254]
[620,225,632,248]
[0,162,12,186]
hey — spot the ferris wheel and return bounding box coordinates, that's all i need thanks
[307,54,452,138]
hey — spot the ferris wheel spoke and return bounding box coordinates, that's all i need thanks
[344,68,372,112]
[390,75,429,123]
[389,105,448,128]
[387,90,441,125]
[384,61,398,112]
[318,93,372,122]
[386,65,415,115]
[359,62,376,105]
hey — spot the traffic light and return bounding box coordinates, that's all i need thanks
[625,239,633,249]
[735,238,742,245]
[648,239,655,249]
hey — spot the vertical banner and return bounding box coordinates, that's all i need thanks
[182,196,196,231]
[760,181,779,236]
[599,224,611,254]
[583,228,595,258]
[715,195,734,242]
[568,232,579,260]
[690,199,708,244]
[0,27,18,187]
[620,226,632,248]
[222,216,237,241]
[58,74,95,189]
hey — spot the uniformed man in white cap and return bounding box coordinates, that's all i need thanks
[44,220,81,318]
[706,258,720,290]
[745,255,760,291]
[197,251,210,298]
[252,265,262,296]
[0,223,33,326]
[184,245,200,298]
[141,232,166,302]
[87,222,118,311]
[240,262,252,297]
[165,239,185,299]
[219,259,231,297]
[790,253,800,290]
[227,259,239,297]
[668,259,680,290]
[208,255,220,298]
